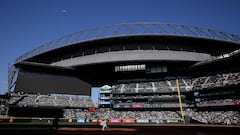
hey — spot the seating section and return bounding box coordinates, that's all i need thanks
[0,97,8,116]
[63,108,181,120]
[192,72,240,90]
[8,93,94,108]
[113,72,240,94]
[63,108,240,125]
[185,109,240,125]
[63,109,92,119]
[112,79,192,94]
[1,72,239,126]
[196,99,239,107]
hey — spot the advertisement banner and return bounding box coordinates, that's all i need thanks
[167,119,180,123]
[122,119,135,123]
[91,119,103,123]
[136,119,149,123]
[91,119,98,123]
[109,119,121,123]
[132,104,143,108]
[122,104,131,108]
[150,119,165,124]
[77,119,85,123]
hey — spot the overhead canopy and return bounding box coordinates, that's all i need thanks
[190,49,240,75]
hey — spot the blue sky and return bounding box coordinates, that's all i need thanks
[1,0,240,102]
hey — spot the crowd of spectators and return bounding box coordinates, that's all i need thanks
[63,109,92,119]
[8,93,94,108]
[113,72,240,94]
[192,72,240,90]
[63,108,240,125]
[0,97,8,117]
[184,109,240,125]
[63,108,181,120]
[112,79,192,94]
[1,72,239,126]
[196,99,238,107]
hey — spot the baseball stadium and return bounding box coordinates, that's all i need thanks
[0,22,240,135]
